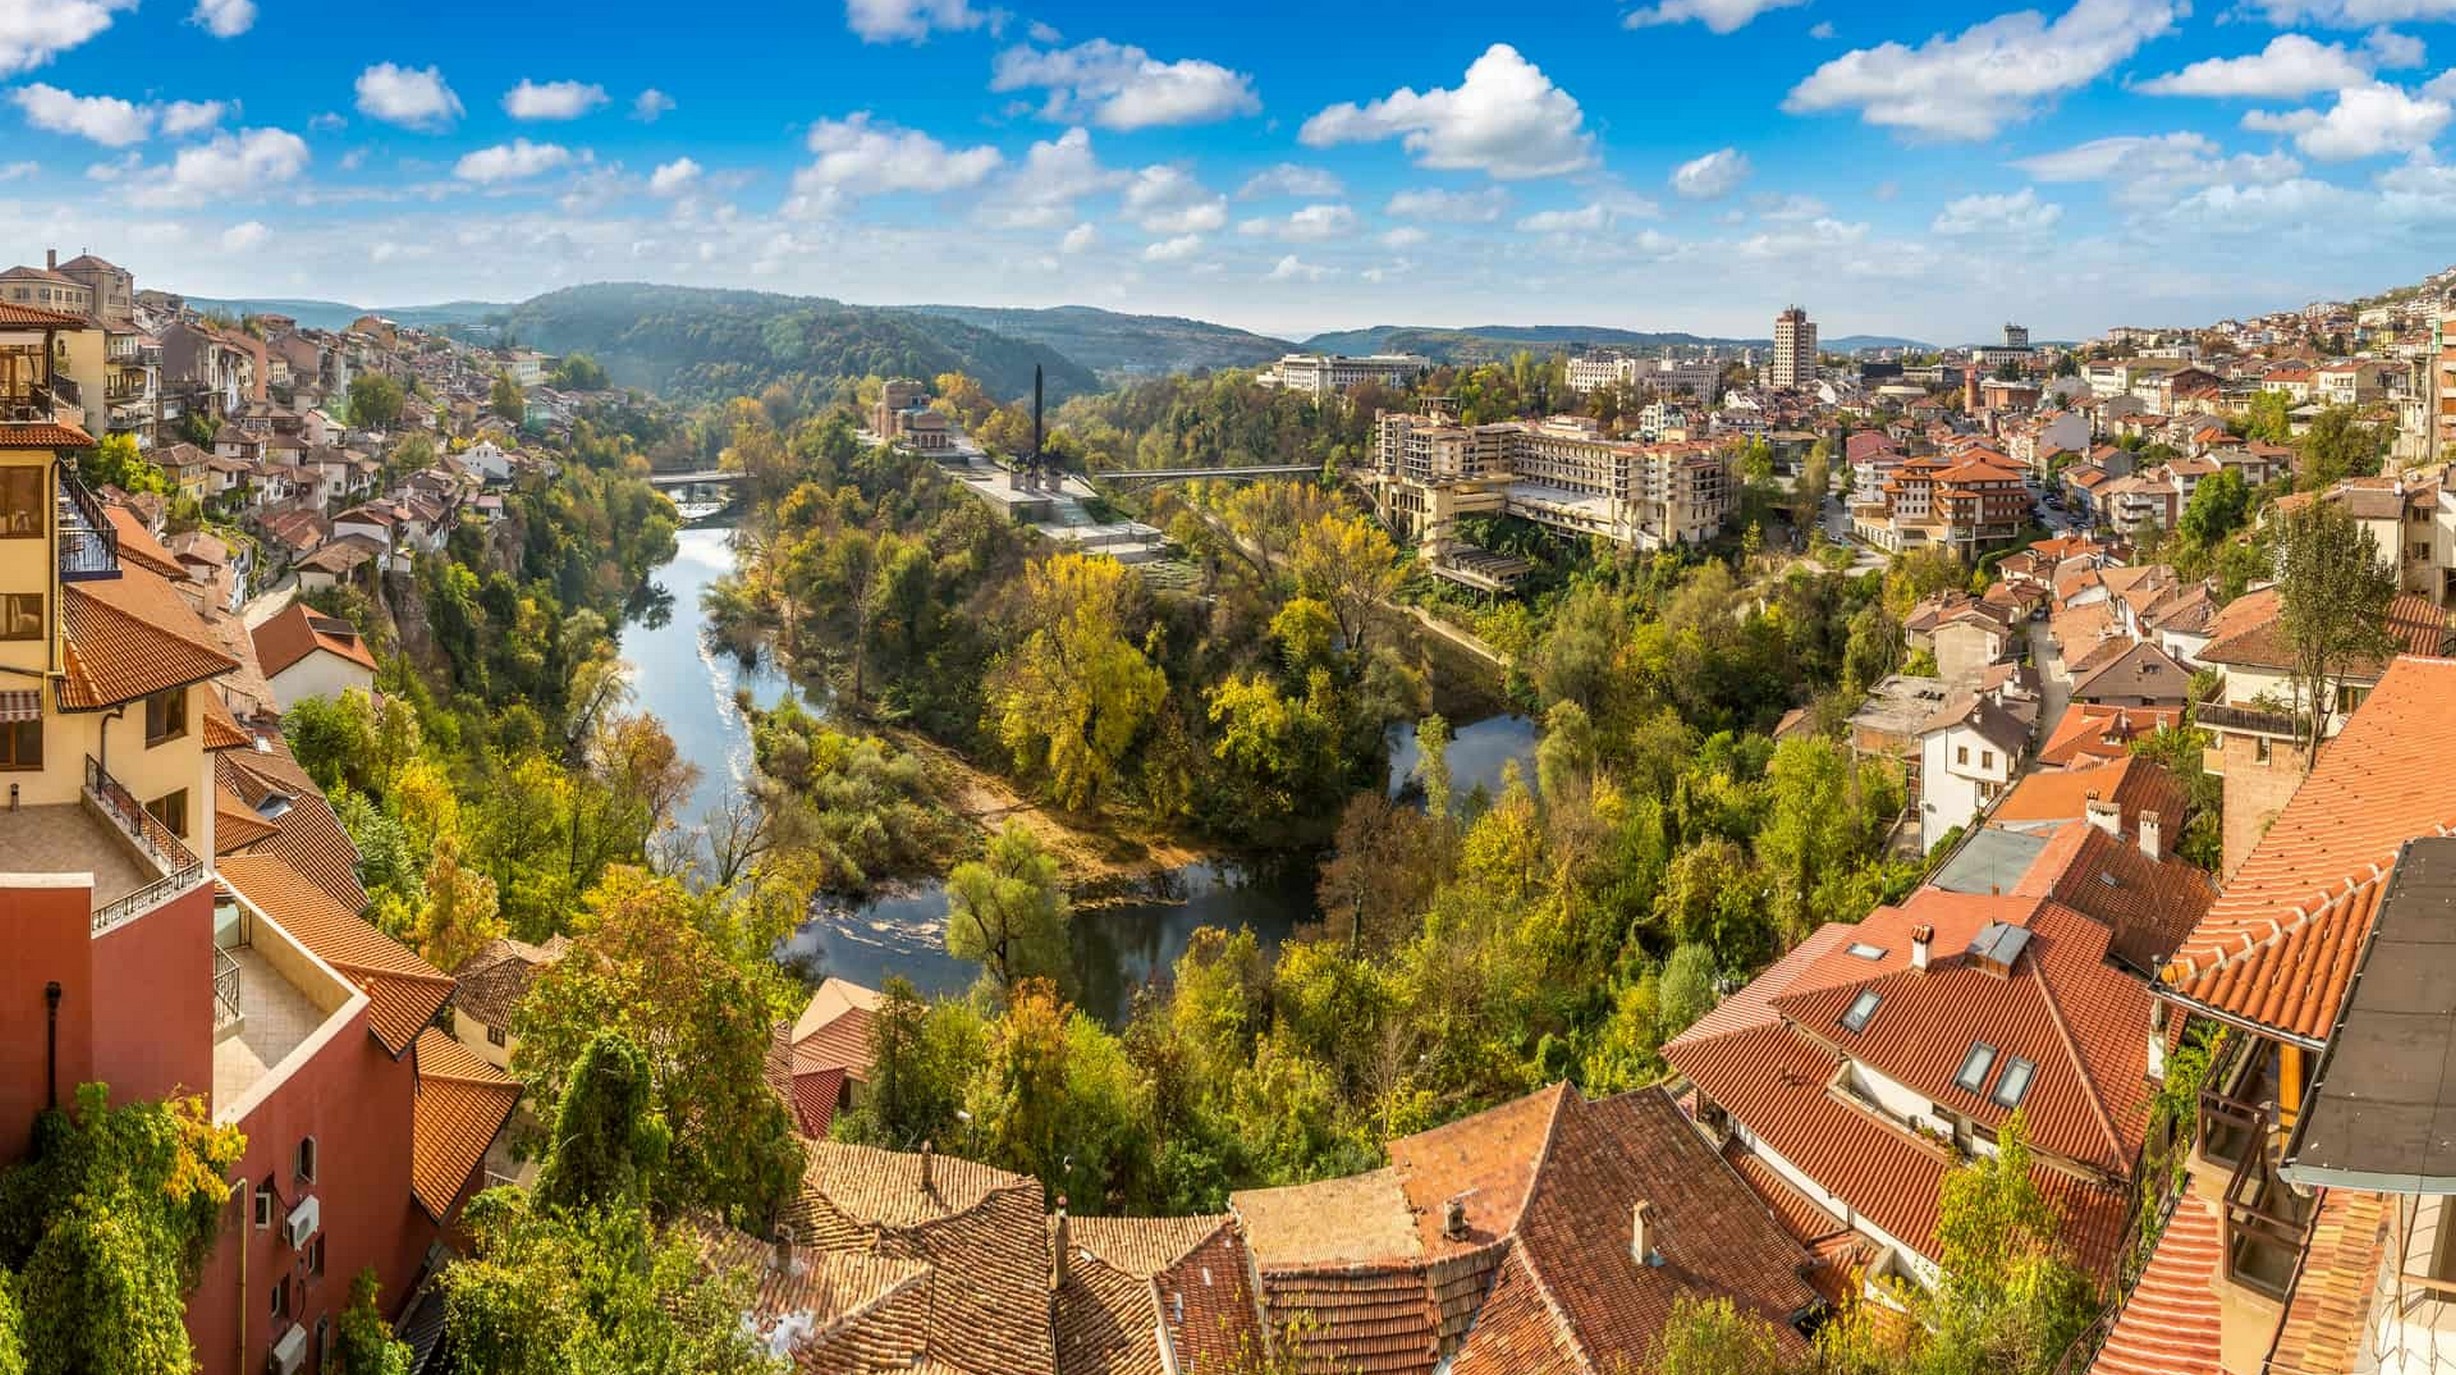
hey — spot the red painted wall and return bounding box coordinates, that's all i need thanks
[89,886,215,1110]
[187,1018,436,1375]
[0,881,96,1165]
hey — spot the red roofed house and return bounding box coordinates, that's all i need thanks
[0,347,515,1375]
[2088,658,2456,1375]
[251,601,379,710]
[768,976,884,1139]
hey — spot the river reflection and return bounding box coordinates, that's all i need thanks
[623,526,1530,1025]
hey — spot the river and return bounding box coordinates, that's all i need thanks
[623,525,1534,1024]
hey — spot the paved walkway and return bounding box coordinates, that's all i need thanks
[241,575,297,629]
[2027,619,2071,750]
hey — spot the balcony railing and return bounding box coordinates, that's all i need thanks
[213,946,242,1033]
[2197,702,2306,740]
[0,380,71,426]
[83,754,205,935]
[56,464,117,581]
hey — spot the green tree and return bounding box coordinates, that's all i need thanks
[75,432,169,497]
[333,1269,411,1375]
[1288,512,1403,657]
[944,822,1071,993]
[410,837,506,973]
[513,868,800,1225]
[834,977,978,1150]
[2243,390,2292,444]
[533,1032,671,1214]
[2175,466,2248,547]
[2273,499,2397,753]
[1651,1295,1798,1375]
[963,979,1153,1209]
[1412,713,1453,820]
[348,373,406,430]
[987,552,1167,812]
[490,370,526,425]
[549,354,610,390]
[2297,405,2384,487]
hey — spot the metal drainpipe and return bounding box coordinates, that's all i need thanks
[43,982,59,1110]
[97,702,123,783]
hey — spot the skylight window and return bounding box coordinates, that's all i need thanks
[1992,1056,2036,1109]
[1841,990,1881,1033]
[1955,1042,1998,1095]
[1846,942,1887,961]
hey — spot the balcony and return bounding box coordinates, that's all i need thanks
[2197,701,2305,740]
[0,379,76,427]
[56,466,118,581]
[82,753,203,934]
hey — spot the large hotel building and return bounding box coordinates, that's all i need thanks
[1360,403,1732,554]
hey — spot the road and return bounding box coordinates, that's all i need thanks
[2027,619,2071,749]
[241,574,297,628]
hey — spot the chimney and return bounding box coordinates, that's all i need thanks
[918,1139,934,1194]
[2146,1000,2170,1083]
[1051,1195,1070,1293]
[1443,1197,1469,1242]
[1631,1201,1658,1266]
[771,1223,795,1274]
[2084,791,2121,837]
[2139,810,2164,862]
[1911,924,1934,972]
[46,249,56,271]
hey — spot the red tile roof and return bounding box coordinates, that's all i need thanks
[0,302,86,326]
[1057,1216,1267,1375]
[218,851,451,1057]
[2164,656,2456,1044]
[57,566,239,710]
[410,1028,522,1221]
[100,504,188,580]
[2267,1188,2393,1375]
[1992,756,2189,839]
[251,602,379,679]
[2089,1187,2223,1375]
[2037,705,2182,768]
[2201,587,2451,675]
[2016,821,2214,976]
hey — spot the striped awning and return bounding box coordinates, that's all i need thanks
[0,689,40,722]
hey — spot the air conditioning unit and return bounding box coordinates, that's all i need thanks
[268,1323,308,1375]
[284,1195,319,1250]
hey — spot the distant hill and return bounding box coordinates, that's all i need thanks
[1296,324,1769,363]
[180,296,510,333]
[496,283,1100,404]
[898,304,1290,377]
[1826,334,1934,354]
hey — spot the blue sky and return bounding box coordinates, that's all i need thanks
[4,0,2456,342]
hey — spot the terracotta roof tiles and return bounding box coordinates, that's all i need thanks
[2088,1187,2223,1375]
[219,851,450,1056]
[2266,1188,2392,1375]
[410,1027,522,1221]
[2164,656,2456,1044]
[58,565,239,710]
[252,602,379,680]
[1992,756,2188,838]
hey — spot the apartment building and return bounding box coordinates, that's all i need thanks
[1565,353,1725,404]
[1853,449,2031,554]
[1361,405,1732,554]
[1258,351,1431,398]
[0,299,514,1375]
[1771,306,1817,390]
[2437,306,2455,461]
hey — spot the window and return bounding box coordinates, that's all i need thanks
[1980,750,1995,770]
[270,1276,287,1321]
[487,1023,508,1048]
[0,467,40,539]
[308,1234,326,1278]
[0,593,37,640]
[253,1178,274,1230]
[1845,942,1888,961]
[1841,990,1882,1033]
[295,1135,317,1184]
[0,719,38,772]
[1956,745,1969,765]
[145,789,188,840]
[144,685,187,745]
[2255,737,2273,765]
[1992,1056,2036,1108]
[1955,1042,1999,1095]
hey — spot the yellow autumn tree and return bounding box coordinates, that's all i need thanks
[986,552,1167,813]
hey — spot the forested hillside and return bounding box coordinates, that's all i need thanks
[1299,323,1766,362]
[497,283,1099,405]
[898,303,1290,376]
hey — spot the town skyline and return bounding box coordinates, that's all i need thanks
[6,0,2456,339]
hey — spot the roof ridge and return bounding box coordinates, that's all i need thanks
[2169,858,2400,982]
[2025,956,2125,1167]
[802,1257,934,1347]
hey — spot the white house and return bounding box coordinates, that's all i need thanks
[250,603,379,710]
[1917,693,2033,851]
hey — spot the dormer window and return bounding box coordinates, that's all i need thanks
[1992,1056,2036,1109]
[1841,990,1882,1034]
[1955,1042,1998,1095]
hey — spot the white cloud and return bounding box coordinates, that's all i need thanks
[844,0,988,43]
[2015,131,2304,207]
[1671,146,1751,198]
[2251,0,2456,22]
[190,0,253,37]
[1059,222,1096,253]
[1123,164,1227,233]
[127,126,308,207]
[1757,192,1829,219]
[0,160,33,180]
[11,84,151,145]
[1384,185,1509,221]
[1266,254,1336,282]
[1142,233,1205,262]
[454,138,574,184]
[2366,28,2426,67]
[220,219,267,250]
[505,79,609,121]
[789,113,1001,214]
[1517,203,1610,232]
[978,127,1124,228]
[1240,202,1357,241]
[0,0,136,77]
[649,157,702,195]
[1301,43,1596,179]
[1623,0,1808,32]
[1380,225,1429,247]
[991,38,1259,130]
[2137,35,2376,97]
[2376,154,2456,218]
[1809,19,1836,37]
[2243,81,2451,159]
[633,89,675,121]
[1931,186,2064,234]
[160,99,226,136]
[1786,0,2180,139]
[2159,176,2354,229]
[355,63,463,131]
[1237,163,1343,199]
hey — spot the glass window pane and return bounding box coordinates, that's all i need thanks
[1993,1056,2035,1108]
[1955,1042,1998,1094]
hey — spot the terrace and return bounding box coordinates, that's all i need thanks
[210,887,363,1120]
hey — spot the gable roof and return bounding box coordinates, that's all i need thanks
[57,565,239,710]
[2199,586,2450,676]
[2038,704,2183,768]
[2163,655,2456,1045]
[1991,756,2189,838]
[446,935,569,1029]
[2069,640,2193,705]
[2015,820,2215,977]
[218,851,450,1057]
[252,602,379,679]
[1056,1215,1266,1375]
